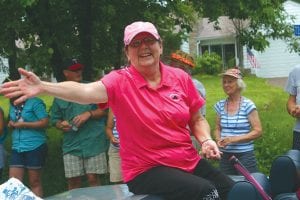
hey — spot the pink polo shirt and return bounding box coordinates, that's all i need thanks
[100,62,204,182]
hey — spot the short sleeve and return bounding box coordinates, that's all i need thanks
[214,100,225,116]
[244,99,256,115]
[185,75,205,114]
[33,98,48,119]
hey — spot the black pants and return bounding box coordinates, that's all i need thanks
[127,159,234,200]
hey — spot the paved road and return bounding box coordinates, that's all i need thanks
[266,77,287,89]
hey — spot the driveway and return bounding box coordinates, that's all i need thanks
[266,77,287,89]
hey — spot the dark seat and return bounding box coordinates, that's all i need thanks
[269,149,300,198]
[228,172,271,200]
[228,181,264,200]
[252,172,272,196]
[273,193,298,200]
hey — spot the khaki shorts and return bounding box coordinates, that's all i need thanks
[108,146,122,182]
[63,152,107,178]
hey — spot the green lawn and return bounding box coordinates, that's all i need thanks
[0,75,293,197]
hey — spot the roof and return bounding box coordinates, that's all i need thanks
[197,16,249,40]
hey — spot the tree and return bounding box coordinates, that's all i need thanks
[0,0,196,80]
[191,0,300,65]
[1,0,299,79]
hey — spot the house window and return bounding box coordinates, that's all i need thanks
[200,45,209,54]
[211,45,222,57]
[224,44,236,67]
[198,43,236,68]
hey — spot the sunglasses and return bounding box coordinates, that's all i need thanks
[129,37,158,48]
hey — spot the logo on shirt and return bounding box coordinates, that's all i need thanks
[169,93,180,102]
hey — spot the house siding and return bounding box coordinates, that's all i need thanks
[246,0,300,78]
[0,57,9,83]
[189,0,300,78]
[244,39,300,78]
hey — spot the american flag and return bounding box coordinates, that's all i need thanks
[246,47,259,68]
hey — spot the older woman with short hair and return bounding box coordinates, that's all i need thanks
[214,68,262,175]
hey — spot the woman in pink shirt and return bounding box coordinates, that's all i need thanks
[1,21,234,199]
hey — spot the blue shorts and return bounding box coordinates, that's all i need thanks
[10,143,47,169]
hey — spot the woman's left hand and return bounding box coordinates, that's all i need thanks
[201,140,222,160]
[218,137,232,147]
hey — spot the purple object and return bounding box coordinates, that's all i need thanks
[229,155,272,200]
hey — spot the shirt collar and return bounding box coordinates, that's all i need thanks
[127,61,173,89]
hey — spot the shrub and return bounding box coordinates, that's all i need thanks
[194,51,222,75]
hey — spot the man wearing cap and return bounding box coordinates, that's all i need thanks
[214,68,262,175]
[1,22,234,199]
[285,65,300,150]
[50,59,108,190]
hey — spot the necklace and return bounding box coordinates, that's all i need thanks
[225,96,242,130]
[14,103,25,122]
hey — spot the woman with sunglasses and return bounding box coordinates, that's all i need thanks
[1,21,234,200]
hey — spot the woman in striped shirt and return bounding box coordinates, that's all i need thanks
[214,68,262,175]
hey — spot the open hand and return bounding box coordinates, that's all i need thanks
[0,68,42,105]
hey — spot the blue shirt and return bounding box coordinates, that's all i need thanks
[0,107,7,144]
[214,97,256,153]
[9,97,48,152]
[285,65,300,132]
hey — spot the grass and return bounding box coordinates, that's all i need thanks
[0,74,293,197]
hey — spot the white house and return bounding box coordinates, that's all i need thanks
[0,57,9,83]
[250,0,300,78]
[189,0,300,78]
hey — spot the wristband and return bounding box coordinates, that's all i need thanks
[200,138,213,146]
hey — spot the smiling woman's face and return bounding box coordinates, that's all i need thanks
[125,32,162,69]
[222,75,239,95]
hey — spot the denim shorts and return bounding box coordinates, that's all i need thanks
[0,144,6,169]
[10,143,48,169]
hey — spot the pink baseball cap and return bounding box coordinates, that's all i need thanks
[123,21,160,46]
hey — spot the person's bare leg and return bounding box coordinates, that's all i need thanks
[86,173,100,187]
[28,169,43,197]
[9,167,24,181]
[68,176,82,190]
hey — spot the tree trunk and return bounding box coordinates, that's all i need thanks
[8,31,19,81]
[236,35,244,68]
[51,43,63,82]
[78,0,92,81]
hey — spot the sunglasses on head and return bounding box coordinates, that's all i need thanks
[129,37,158,48]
